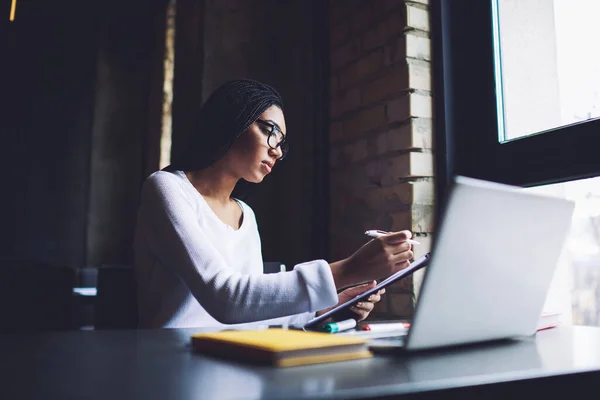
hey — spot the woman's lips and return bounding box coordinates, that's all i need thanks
[261,162,272,173]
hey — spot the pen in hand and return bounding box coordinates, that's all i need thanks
[364,230,420,245]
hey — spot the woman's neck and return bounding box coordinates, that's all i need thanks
[185,167,238,204]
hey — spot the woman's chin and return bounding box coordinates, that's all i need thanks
[246,174,265,184]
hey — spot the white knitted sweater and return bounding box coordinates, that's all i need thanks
[133,169,338,328]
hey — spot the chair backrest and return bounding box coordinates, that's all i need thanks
[0,262,75,331]
[94,265,138,329]
[92,262,285,329]
[77,267,98,287]
[263,261,286,274]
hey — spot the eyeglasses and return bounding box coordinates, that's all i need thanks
[256,119,289,160]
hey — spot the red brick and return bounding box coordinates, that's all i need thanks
[387,95,410,123]
[389,209,416,234]
[331,145,354,169]
[331,0,356,25]
[373,298,389,314]
[356,49,383,76]
[363,183,416,210]
[373,119,433,155]
[331,3,343,25]
[389,274,414,292]
[364,153,410,187]
[362,23,385,52]
[384,10,407,37]
[387,292,414,317]
[340,137,369,162]
[331,88,361,118]
[329,2,434,297]
[351,4,373,33]
[330,75,339,97]
[374,126,412,155]
[361,10,405,51]
[384,34,407,66]
[372,0,404,18]
[330,121,343,142]
[384,34,431,66]
[339,50,383,89]
[330,147,340,168]
[363,68,409,105]
[341,105,386,138]
[389,206,435,233]
[363,152,434,187]
[330,20,350,47]
[387,94,432,122]
[331,38,361,71]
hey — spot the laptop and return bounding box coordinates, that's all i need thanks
[344,175,575,351]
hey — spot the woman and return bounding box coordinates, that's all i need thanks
[134,79,414,328]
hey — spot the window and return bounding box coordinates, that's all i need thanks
[526,177,600,326]
[432,0,600,326]
[494,0,600,141]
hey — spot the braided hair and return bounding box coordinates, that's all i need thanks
[170,79,284,199]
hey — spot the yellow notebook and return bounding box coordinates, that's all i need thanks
[191,328,372,367]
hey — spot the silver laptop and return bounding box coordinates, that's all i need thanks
[367,175,575,351]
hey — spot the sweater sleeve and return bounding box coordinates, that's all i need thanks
[138,173,338,324]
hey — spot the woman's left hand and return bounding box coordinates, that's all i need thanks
[316,281,385,322]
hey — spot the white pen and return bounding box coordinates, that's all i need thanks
[364,230,420,245]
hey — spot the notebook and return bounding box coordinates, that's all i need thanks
[191,328,372,367]
[303,253,431,330]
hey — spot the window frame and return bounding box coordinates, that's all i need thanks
[431,0,600,201]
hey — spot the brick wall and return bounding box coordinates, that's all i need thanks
[329,0,433,318]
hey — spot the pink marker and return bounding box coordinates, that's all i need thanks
[360,322,410,332]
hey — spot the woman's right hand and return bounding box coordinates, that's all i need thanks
[330,230,414,289]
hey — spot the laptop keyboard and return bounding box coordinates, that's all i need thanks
[339,329,408,341]
[366,335,407,350]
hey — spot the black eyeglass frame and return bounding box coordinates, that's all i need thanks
[256,119,289,159]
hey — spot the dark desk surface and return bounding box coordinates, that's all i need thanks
[1,326,600,399]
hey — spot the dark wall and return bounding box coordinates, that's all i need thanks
[86,1,167,266]
[3,1,167,268]
[4,1,97,267]
[3,0,325,271]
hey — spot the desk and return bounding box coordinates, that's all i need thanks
[1,326,600,399]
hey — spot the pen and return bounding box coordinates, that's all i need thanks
[319,318,357,333]
[360,322,410,332]
[364,230,420,245]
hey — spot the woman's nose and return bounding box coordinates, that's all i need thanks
[270,146,283,160]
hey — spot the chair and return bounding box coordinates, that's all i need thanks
[93,265,138,329]
[72,267,99,329]
[263,262,286,274]
[0,262,76,331]
[91,261,287,329]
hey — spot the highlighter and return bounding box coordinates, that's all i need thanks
[319,318,357,333]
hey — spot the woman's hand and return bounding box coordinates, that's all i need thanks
[330,230,414,289]
[316,281,385,322]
